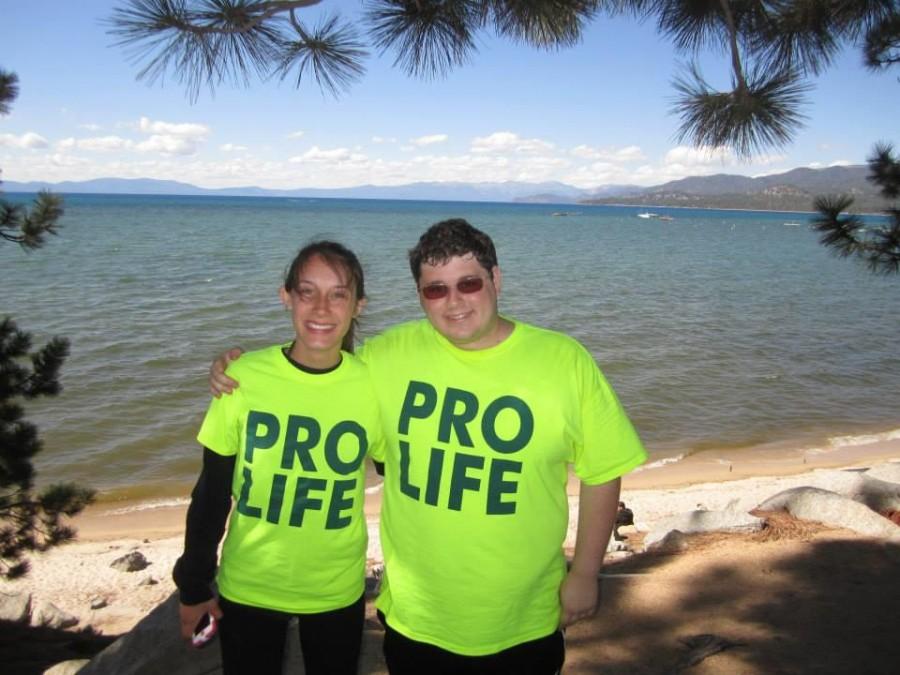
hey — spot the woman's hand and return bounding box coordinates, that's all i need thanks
[209,347,244,397]
[179,597,223,641]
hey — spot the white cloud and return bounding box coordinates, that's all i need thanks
[289,146,368,163]
[471,132,554,154]
[752,153,787,166]
[663,145,734,167]
[286,131,305,139]
[410,134,448,147]
[567,141,783,188]
[0,132,49,149]
[50,153,87,168]
[1,121,813,191]
[135,135,202,155]
[79,123,102,132]
[402,150,570,184]
[138,116,209,137]
[56,135,132,152]
[123,117,211,156]
[571,144,645,162]
[562,161,640,189]
[295,146,350,162]
[806,159,852,169]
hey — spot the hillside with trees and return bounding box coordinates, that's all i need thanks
[582,165,893,214]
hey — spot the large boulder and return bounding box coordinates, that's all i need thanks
[864,462,900,484]
[43,659,90,675]
[845,474,900,513]
[77,592,388,675]
[756,487,900,539]
[110,551,150,573]
[643,510,764,548]
[0,590,32,623]
[646,530,692,553]
[33,600,79,630]
[77,592,222,675]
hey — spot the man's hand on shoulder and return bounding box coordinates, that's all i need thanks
[209,347,244,397]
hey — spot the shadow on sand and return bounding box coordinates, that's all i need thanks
[4,521,898,674]
[566,527,900,674]
[0,620,118,675]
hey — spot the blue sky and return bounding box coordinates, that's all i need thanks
[2,0,898,190]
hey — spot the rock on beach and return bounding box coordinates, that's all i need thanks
[756,486,900,539]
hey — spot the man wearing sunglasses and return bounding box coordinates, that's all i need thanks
[209,218,646,674]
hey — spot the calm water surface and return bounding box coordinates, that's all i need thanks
[2,194,898,500]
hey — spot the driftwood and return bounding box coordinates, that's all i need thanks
[672,633,745,673]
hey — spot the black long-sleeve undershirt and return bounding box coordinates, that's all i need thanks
[172,447,234,605]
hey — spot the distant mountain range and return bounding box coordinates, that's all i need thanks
[581,165,890,213]
[3,165,890,213]
[1,177,588,204]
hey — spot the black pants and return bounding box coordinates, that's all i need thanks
[380,613,565,675]
[218,593,365,675]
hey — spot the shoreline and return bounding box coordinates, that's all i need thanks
[1,440,895,658]
[71,433,900,542]
[70,421,900,507]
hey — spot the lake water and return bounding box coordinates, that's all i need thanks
[2,193,898,502]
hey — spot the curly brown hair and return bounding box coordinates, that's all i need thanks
[408,219,498,283]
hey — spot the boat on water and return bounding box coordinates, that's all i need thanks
[637,212,657,219]
[658,215,674,221]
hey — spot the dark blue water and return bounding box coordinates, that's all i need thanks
[2,193,898,498]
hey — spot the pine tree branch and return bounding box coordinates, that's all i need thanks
[276,12,369,96]
[0,69,19,116]
[488,0,598,49]
[112,0,323,38]
[367,0,482,78]
[25,338,70,398]
[812,193,863,258]
[672,62,809,158]
[718,0,748,91]
[0,192,64,251]
[868,142,900,200]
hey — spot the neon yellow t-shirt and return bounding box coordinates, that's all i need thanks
[359,319,646,655]
[197,345,383,614]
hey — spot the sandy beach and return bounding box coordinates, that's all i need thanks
[2,437,898,674]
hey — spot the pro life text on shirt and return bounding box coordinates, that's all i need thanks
[397,380,534,514]
[236,411,367,528]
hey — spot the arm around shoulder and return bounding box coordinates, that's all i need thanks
[209,347,245,397]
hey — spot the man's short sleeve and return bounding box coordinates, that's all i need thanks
[573,353,646,484]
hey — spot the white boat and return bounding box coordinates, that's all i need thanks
[637,212,656,219]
